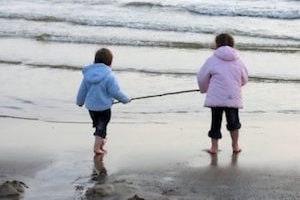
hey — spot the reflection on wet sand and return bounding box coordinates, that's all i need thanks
[209,154,218,167]
[85,154,119,200]
[231,153,239,167]
[83,150,300,200]
[208,153,240,167]
[91,154,107,184]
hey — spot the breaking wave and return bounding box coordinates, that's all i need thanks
[1,30,299,53]
[0,13,299,42]
[122,1,300,20]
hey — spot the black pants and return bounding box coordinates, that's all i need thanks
[208,107,241,139]
[89,109,111,139]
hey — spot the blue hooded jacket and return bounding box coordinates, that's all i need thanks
[76,63,130,111]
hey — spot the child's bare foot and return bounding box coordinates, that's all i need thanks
[99,138,107,153]
[94,149,106,155]
[233,148,242,154]
[94,136,107,155]
[99,148,107,154]
[232,145,242,154]
[205,147,218,154]
[206,139,219,154]
[230,130,241,154]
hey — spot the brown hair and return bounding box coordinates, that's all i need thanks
[215,33,234,48]
[94,48,113,66]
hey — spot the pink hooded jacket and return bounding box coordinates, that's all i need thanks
[197,46,248,108]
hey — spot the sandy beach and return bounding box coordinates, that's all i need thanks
[0,0,300,197]
[1,110,300,199]
[1,36,300,199]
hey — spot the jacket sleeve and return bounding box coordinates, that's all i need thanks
[197,60,211,93]
[107,75,130,104]
[76,79,88,106]
[240,61,248,86]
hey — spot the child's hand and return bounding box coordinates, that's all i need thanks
[123,98,131,104]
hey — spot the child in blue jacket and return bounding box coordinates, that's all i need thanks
[76,48,130,154]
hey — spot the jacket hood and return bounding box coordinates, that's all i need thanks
[82,63,111,84]
[214,46,238,61]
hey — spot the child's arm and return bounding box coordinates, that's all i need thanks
[107,75,130,104]
[76,79,88,106]
[197,61,211,93]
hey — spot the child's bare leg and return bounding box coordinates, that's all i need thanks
[94,136,105,154]
[208,138,219,154]
[100,138,107,153]
[230,130,241,153]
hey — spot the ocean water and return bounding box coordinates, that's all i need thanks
[0,0,299,50]
[0,0,299,123]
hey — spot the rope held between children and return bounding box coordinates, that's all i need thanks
[114,89,200,104]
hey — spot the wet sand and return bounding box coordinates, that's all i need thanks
[1,113,300,200]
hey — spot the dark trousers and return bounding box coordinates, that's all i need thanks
[208,107,241,139]
[89,109,111,139]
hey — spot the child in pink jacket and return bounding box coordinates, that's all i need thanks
[197,33,248,154]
